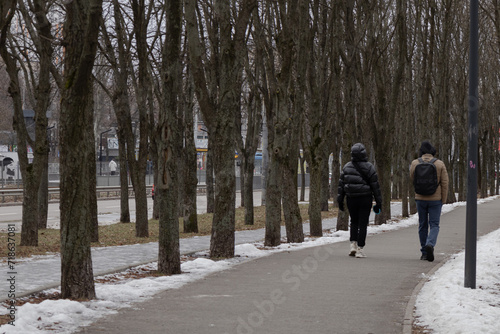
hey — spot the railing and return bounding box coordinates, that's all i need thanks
[0,185,154,204]
[0,185,208,204]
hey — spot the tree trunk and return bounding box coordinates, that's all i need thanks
[21,175,39,246]
[182,171,198,233]
[320,149,330,212]
[336,146,350,231]
[374,149,392,225]
[206,135,215,213]
[210,120,236,258]
[119,145,130,223]
[89,128,99,243]
[59,0,102,300]
[261,113,269,206]
[157,0,182,274]
[308,164,322,236]
[181,85,198,233]
[153,165,160,220]
[243,156,255,225]
[281,148,304,243]
[157,126,181,274]
[130,0,151,238]
[37,156,49,229]
[239,163,245,208]
[209,2,237,256]
[130,170,149,237]
[401,167,409,218]
[265,155,281,246]
[157,182,181,274]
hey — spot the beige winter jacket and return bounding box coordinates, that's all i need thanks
[410,153,449,203]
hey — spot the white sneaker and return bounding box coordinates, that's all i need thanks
[355,247,366,258]
[349,241,358,256]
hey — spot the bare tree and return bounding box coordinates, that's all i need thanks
[257,1,306,245]
[252,2,281,246]
[155,0,182,274]
[97,0,136,225]
[300,0,339,236]
[180,66,198,233]
[129,0,152,237]
[0,0,56,245]
[185,0,256,258]
[59,0,102,300]
[235,25,262,226]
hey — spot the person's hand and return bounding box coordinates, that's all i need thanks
[338,201,344,211]
[373,204,381,214]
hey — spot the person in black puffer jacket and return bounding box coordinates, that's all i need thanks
[337,143,382,258]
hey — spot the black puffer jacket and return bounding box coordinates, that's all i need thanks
[337,143,382,205]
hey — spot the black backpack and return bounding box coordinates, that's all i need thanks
[413,157,439,195]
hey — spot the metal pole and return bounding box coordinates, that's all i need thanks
[0,155,4,189]
[465,0,478,289]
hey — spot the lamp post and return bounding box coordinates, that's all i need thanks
[0,154,4,189]
[465,0,478,289]
[99,129,112,176]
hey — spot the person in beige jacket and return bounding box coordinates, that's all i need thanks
[410,141,449,262]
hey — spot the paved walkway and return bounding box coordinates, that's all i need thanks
[69,198,500,334]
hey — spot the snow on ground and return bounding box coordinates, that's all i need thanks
[1,197,499,333]
[414,201,500,333]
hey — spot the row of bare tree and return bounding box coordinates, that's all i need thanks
[1,0,499,300]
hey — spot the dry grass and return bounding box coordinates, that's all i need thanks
[0,204,338,261]
[412,322,432,333]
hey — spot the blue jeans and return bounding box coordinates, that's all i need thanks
[416,200,442,254]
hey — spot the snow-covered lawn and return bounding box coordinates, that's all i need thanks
[414,223,500,333]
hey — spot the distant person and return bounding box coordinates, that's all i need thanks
[109,159,117,175]
[337,143,382,258]
[410,141,449,262]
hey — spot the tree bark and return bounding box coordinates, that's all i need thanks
[59,0,102,300]
[206,135,215,213]
[37,159,49,230]
[181,75,198,233]
[130,0,151,238]
[243,156,255,225]
[236,42,263,225]
[118,142,130,223]
[155,0,183,274]
[308,164,322,236]
[265,156,281,246]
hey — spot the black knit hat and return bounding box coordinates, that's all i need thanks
[419,141,436,156]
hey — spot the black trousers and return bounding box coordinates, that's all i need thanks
[346,195,373,248]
